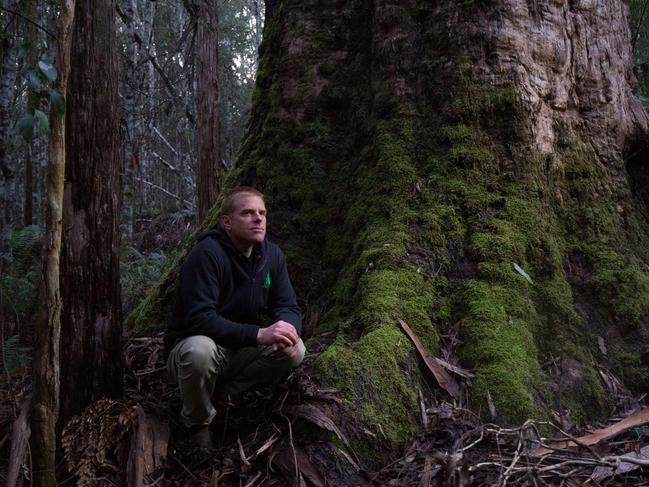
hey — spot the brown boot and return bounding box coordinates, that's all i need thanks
[188,425,215,449]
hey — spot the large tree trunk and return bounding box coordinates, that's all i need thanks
[59,0,123,430]
[195,0,221,222]
[30,1,75,485]
[127,0,649,461]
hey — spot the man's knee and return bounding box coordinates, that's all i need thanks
[173,335,224,376]
[289,339,306,368]
[272,338,306,369]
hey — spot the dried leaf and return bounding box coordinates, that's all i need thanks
[399,320,461,401]
[434,357,475,379]
[285,403,350,448]
[252,433,279,459]
[512,262,533,284]
[238,436,252,472]
[329,443,360,471]
[272,446,326,487]
[529,408,649,457]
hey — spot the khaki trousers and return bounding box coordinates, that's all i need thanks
[167,335,305,427]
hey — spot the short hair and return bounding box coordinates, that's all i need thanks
[220,186,265,215]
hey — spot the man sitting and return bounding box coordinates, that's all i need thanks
[164,186,305,448]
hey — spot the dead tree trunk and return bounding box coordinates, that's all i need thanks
[30,1,75,485]
[195,0,221,222]
[127,0,649,462]
[59,0,123,430]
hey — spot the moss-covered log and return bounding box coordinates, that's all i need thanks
[127,0,649,463]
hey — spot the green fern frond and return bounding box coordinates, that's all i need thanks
[2,335,32,374]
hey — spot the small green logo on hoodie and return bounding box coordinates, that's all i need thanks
[262,272,272,289]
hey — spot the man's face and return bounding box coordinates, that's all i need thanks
[222,194,267,251]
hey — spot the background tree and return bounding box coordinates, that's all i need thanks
[195,0,221,222]
[30,0,74,484]
[59,0,122,428]
[128,0,649,461]
[0,0,20,271]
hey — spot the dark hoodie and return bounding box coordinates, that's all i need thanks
[164,225,301,354]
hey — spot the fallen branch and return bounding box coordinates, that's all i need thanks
[529,408,649,457]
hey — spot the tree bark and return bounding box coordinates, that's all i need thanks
[59,0,122,431]
[128,0,649,463]
[30,1,75,485]
[23,0,39,227]
[195,0,221,222]
[0,0,19,271]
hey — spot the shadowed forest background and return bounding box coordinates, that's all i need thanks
[2,0,649,485]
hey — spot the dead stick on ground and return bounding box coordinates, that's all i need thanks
[500,428,525,486]
[242,471,262,487]
[278,390,299,485]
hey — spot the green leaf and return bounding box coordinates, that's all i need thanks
[16,114,34,141]
[17,41,31,60]
[4,140,15,155]
[27,68,44,91]
[49,89,65,115]
[34,109,49,135]
[38,60,57,81]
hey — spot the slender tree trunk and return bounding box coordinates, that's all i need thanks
[30,1,75,485]
[195,0,220,222]
[59,0,122,430]
[122,0,142,242]
[22,0,39,227]
[0,0,19,271]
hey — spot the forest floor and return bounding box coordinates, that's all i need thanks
[2,331,649,486]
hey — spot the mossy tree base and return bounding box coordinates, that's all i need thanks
[126,0,649,464]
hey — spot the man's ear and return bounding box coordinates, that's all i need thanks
[222,215,231,230]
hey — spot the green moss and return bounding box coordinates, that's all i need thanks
[460,280,542,421]
[315,325,420,448]
[586,246,649,324]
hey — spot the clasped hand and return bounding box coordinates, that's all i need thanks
[256,320,300,357]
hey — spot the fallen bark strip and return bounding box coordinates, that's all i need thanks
[399,319,461,401]
[528,408,649,457]
[127,404,169,487]
[6,400,30,487]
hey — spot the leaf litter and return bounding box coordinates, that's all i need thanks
[1,328,648,486]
